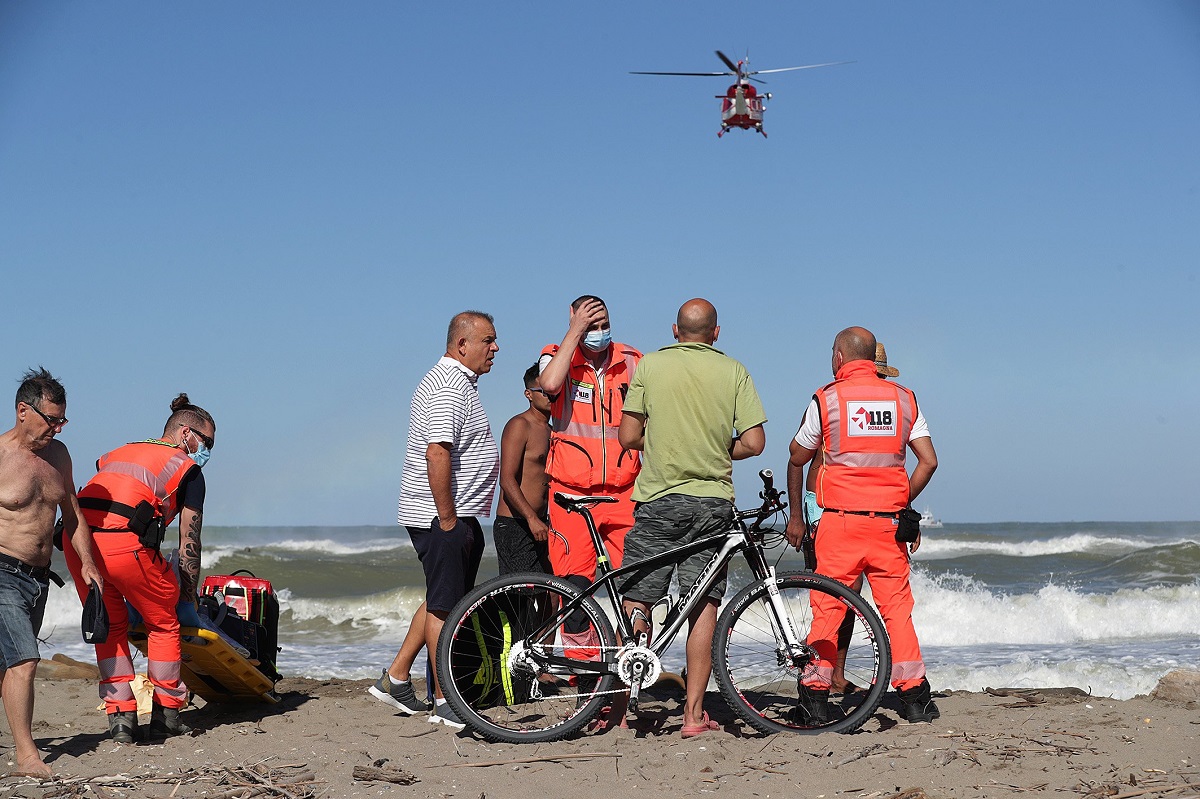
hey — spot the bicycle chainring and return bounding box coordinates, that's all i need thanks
[615,645,662,689]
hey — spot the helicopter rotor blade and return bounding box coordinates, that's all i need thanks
[715,50,740,74]
[748,77,767,85]
[629,70,735,77]
[747,60,855,75]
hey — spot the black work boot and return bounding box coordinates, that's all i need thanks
[148,704,193,738]
[794,684,831,726]
[898,679,941,723]
[107,710,137,744]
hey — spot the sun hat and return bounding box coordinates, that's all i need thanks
[874,342,900,377]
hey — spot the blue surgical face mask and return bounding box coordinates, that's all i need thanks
[188,438,211,468]
[582,328,612,352]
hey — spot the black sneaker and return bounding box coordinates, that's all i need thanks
[428,702,466,731]
[794,684,831,726]
[898,679,941,724]
[368,670,432,715]
[107,710,137,744]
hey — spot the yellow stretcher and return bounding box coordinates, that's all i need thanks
[129,625,279,704]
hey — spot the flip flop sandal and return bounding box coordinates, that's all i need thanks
[680,711,721,738]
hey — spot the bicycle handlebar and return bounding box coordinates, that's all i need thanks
[736,468,786,528]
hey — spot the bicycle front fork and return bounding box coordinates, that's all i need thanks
[760,575,809,668]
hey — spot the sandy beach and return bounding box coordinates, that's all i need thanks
[5,664,1197,799]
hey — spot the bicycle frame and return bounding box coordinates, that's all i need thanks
[528,477,806,680]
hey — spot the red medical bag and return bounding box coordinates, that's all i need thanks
[201,570,281,679]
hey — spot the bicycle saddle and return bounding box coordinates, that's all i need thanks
[553,492,619,511]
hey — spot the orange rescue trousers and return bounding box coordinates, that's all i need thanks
[546,482,634,581]
[805,511,927,691]
[65,535,188,714]
[547,481,634,662]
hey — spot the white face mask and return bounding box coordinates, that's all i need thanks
[582,329,612,352]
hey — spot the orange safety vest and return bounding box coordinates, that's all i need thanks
[78,440,198,531]
[815,360,917,513]
[540,342,642,490]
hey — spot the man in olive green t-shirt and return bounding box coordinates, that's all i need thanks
[616,298,767,737]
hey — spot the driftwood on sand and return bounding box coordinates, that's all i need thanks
[15,761,323,799]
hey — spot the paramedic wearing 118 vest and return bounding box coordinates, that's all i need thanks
[785,326,940,725]
[368,311,500,731]
[66,393,216,744]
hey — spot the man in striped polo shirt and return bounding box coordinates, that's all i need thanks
[369,311,500,730]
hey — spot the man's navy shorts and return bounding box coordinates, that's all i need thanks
[0,563,49,668]
[407,517,485,613]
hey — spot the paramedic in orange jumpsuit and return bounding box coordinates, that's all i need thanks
[64,394,215,743]
[539,295,641,656]
[785,327,941,724]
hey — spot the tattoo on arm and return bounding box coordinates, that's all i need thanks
[179,510,203,600]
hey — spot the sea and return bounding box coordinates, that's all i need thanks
[40,520,1200,701]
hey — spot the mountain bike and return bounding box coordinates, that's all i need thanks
[436,470,891,743]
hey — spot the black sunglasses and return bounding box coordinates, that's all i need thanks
[25,402,68,429]
[189,428,215,450]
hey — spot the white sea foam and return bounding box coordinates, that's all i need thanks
[203,538,413,566]
[262,538,414,556]
[910,572,1200,646]
[280,587,425,633]
[915,533,1177,560]
[930,653,1171,700]
[201,547,241,569]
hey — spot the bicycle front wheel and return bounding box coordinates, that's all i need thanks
[714,571,891,735]
[436,572,618,744]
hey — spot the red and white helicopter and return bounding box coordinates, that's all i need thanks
[631,50,851,138]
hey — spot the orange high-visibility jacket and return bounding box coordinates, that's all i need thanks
[815,360,917,513]
[78,440,197,531]
[540,342,642,490]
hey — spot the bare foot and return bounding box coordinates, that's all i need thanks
[13,752,51,780]
[588,710,630,732]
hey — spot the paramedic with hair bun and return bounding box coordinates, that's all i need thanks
[64,394,216,744]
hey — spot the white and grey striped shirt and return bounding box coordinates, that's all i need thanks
[397,356,499,528]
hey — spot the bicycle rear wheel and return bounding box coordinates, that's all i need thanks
[436,572,618,743]
[713,571,891,735]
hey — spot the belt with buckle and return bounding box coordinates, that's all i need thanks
[0,552,66,587]
[824,508,899,519]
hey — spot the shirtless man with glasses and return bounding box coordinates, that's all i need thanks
[0,367,103,778]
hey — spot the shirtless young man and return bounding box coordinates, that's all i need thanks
[493,363,552,576]
[0,368,102,777]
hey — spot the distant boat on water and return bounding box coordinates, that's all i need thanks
[920,507,943,528]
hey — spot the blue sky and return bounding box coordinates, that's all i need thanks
[2,2,1197,525]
